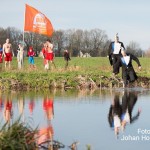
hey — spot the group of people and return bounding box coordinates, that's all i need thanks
[108,33,142,87]
[0,38,71,70]
[0,35,142,88]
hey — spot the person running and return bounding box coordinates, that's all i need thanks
[28,46,35,69]
[120,50,141,88]
[3,38,13,69]
[64,49,71,69]
[17,44,24,69]
[45,39,56,70]
[108,33,125,76]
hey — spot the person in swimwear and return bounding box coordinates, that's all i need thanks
[3,38,13,69]
[41,42,48,69]
[45,39,56,70]
[0,44,3,70]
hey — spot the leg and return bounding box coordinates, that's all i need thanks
[8,61,11,69]
[122,69,128,88]
[5,61,7,68]
[65,60,68,69]
[113,55,121,74]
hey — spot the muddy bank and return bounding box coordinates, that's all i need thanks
[0,75,149,91]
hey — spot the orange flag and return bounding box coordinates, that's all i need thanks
[24,4,54,36]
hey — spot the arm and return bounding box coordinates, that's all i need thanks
[120,42,125,51]
[108,42,112,56]
[2,44,6,57]
[131,54,141,70]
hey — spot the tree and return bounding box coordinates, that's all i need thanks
[126,41,143,57]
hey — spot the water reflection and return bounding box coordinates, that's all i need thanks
[108,90,141,138]
[3,95,13,123]
[0,89,149,149]
[38,96,54,145]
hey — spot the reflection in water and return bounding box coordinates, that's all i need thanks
[38,96,54,147]
[17,95,25,116]
[28,99,35,115]
[108,90,141,138]
[0,89,149,149]
[3,95,13,123]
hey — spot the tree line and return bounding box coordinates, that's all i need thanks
[0,26,147,57]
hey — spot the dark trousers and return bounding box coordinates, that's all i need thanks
[112,54,121,74]
[122,67,137,85]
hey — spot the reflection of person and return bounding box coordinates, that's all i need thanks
[64,49,71,69]
[3,38,13,69]
[17,96,24,116]
[3,97,13,123]
[38,96,54,146]
[108,34,125,75]
[28,46,35,69]
[43,97,54,120]
[108,94,122,136]
[45,39,56,70]
[17,44,24,69]
[120,51,141,87]
[108,91,141,137]
[29,99,35,115]
[121,91,141,131]
[0,92,3,112]
[37,124,54,145]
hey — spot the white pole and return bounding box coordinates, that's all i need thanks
[23,4,26,46]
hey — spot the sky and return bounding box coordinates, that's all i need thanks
[0,0,150,50]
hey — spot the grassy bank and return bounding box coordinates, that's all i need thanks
[0,57,150,90]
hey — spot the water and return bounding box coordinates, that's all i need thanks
[0,88,150,150]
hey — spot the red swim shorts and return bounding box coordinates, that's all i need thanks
[5,53,12,61]
[46,52,54,61]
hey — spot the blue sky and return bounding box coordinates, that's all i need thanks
[0,0,150,50]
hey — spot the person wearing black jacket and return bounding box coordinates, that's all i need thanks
[120,51,142,87]
[108,34,125,75]
[64,49,71,69]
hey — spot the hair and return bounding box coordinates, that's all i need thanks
[46,39,52,43]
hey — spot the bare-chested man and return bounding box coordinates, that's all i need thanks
[3,38,13,69]
[45,39,56,70]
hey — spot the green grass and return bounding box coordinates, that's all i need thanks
[0,57,149,89]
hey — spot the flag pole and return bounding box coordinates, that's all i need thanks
[23,4,26,47]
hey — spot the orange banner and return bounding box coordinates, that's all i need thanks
[24,4,54,36]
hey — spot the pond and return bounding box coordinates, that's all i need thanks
[0,88,150,150]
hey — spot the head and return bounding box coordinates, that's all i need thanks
[44,43,47,48]
[29,46,33,51]
[114,33,119,42]
[114,126,120,136]
[46,39,52,43]
[18,43,22,48]
[121,120,127,132]
[6,38,10,44]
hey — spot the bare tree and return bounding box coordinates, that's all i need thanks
[126,41,143,57]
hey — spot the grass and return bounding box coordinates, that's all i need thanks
[0,57,149,90]
[0,117,37,150]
